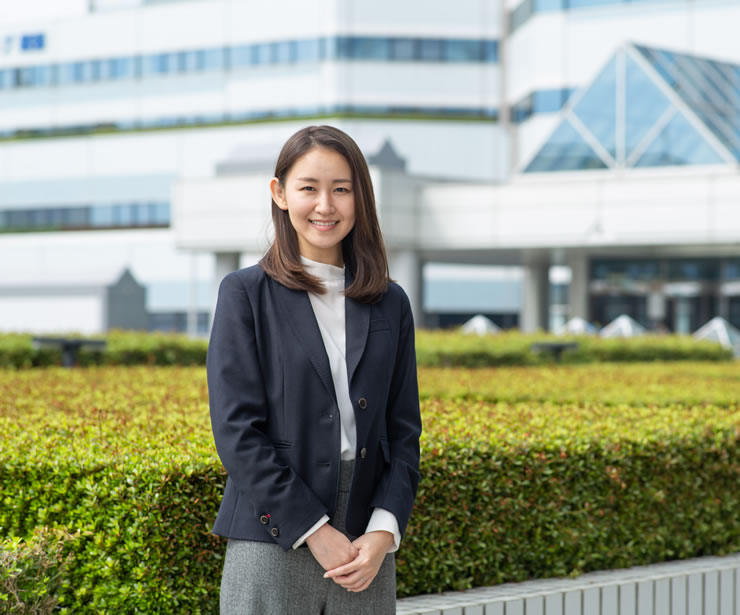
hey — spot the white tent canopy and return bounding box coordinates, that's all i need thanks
[693,316,740,357]
[460,314,500,336]
[557,317,598,335]
[600,314,646,338]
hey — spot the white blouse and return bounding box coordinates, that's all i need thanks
[291,256,400,552]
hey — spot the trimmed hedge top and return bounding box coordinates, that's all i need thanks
[0,329,732,369]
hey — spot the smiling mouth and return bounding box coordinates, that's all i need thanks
[310,220,339,227]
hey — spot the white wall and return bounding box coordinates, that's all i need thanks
[0,294,103,334]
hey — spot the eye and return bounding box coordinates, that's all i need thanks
[335,187,350,193]
[300,186,316,191]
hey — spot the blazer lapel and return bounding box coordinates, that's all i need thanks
[271,279,337,404]
[344,268,370,384]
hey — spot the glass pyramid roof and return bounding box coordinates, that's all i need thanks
[524,44,739,172]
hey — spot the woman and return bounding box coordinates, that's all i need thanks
[207,125,422,614]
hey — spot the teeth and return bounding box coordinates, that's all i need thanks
[311,221,337,227]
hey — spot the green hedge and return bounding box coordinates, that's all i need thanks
[2,366,740,611]
[414,330,732,366]
[0,329,731,369]
[0,527,75,614]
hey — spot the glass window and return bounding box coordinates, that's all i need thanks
[568,0,617,6]
[483,40,498,63]
[0,69,10,89]
[573,57,617,158]
[322,37,337,60]
[114,204,132,226]
[295,38,321,63]
[668,259,719,281]
[635,110,725,167]
[445,40,482,62]
[67,207,88,227]
[231,44,252,67]
[350,37,390,61]
[419,39,443,62]
[16,68,34,88]
[512,93,534,123]
[202,48,225,71]
[91,205,114,227]
[110,57,134,79]
[723,260,740,280]
[273,41,295,64]
[70,61,85,82]
[535,0,563,9]
[335,37,351,60]
[591,259,659,281]
[624,54,671,159]
[35,65,53,87]
[99,59,113,80]
[154,202,170,225]
[525,118,608,172]
[254,43,272,65]
[390,38,415,61]
[533,89,567,113]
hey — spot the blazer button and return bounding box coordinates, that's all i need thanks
[271,527,279,537]
[358,397,367,409]
[360,447,367,459]
[260,515,269,525]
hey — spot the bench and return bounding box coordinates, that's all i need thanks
[530,341,579,362]
[31,337,107,368]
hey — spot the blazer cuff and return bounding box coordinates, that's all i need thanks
[292,514,330,549]
[365,507,401,553]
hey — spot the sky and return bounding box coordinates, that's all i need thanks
[0,0,88,26]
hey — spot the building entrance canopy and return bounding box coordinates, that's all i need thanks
[524,44,740,172]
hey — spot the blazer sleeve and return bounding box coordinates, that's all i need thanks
[207,271,328,550]
[369,287,422,537]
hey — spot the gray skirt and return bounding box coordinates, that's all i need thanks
[220,460,396,615]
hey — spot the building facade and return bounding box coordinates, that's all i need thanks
[0,0,738,334]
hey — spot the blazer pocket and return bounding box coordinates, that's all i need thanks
[271,440,294,449]
[369,318,391,332]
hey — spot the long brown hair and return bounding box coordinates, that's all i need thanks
[260,125,389,303]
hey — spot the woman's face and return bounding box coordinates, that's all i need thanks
[271,147,356,267]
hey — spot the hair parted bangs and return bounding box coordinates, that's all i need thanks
[259,125,390,303]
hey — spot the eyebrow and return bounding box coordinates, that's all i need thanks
[295,177,352,183]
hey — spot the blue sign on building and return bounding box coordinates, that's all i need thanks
[21,34,45,51]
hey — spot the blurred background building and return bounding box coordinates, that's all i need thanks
[0,0,738,335]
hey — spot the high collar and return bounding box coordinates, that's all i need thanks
[300,256,345,283]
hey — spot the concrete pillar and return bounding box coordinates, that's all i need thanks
[521,261,549,333]
[186,251,199,338]
[210,252,240,331]
[567,251,589,321]
[388,249,422,327]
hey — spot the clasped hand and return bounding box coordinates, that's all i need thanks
[305,524,393,592]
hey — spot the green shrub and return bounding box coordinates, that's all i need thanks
[0,526,75,614]
[1,365,739,611]
[0,330,731,369]
[415,330,732,366]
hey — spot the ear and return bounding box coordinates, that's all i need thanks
[270,177,288,210]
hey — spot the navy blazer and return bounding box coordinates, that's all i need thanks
[207,263,421,551]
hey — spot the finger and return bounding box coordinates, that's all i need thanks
[341,572,371,591]
[323,558,362,579]
[334,571,366,588]
[348,576,373,593]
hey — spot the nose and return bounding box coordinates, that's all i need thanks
[314,191,334,214]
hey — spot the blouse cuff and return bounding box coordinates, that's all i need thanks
[365,507,401,553]
[292,514,330,549]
